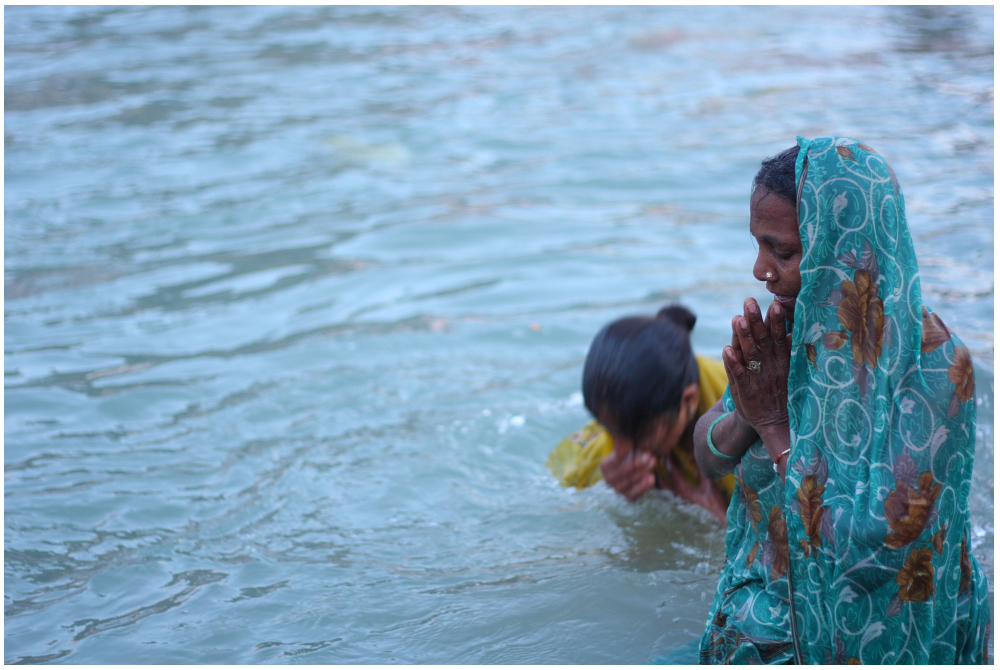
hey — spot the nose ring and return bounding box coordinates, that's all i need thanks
[765,272,775,280]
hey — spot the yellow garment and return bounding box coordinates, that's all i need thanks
[547,355,735,499]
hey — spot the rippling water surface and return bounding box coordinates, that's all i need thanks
[5,6,994,664]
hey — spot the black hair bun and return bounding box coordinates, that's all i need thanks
[656,304,696,332]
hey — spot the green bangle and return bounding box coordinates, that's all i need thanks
[707,412,740,461]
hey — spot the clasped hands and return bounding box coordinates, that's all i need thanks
[600,297,792,500]
[723,297,792,441]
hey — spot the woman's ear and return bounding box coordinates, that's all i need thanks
[682,383,700,421]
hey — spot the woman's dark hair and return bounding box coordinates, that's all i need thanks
[752,145,800,206]
[582,304,699,441]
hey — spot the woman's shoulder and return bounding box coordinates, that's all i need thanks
[696,354,729,410]
[696,354,725,377]
[546,420,613,489]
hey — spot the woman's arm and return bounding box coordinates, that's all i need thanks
[661,451,730,522]
[694,397,758,479]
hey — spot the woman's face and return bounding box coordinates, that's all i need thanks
[599,384,699,459]
[602,413,685,460]
[750,187,802,320]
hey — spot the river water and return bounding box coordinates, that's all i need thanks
[4,6,993,664]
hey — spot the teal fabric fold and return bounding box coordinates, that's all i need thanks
[699,137,990,664]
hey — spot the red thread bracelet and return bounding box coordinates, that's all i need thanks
[772,448,791,473]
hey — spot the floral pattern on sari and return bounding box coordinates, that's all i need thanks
[897,546,936,603]
[884,470,941,549]
[699,137,990,664]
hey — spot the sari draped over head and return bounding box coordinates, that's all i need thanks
[700,137,990,664]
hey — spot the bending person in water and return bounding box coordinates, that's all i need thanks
[548,304,733,522]
[692,138,990,663]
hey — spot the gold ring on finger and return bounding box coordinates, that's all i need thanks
[747,360,762,374]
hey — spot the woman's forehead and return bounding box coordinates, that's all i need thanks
[750,189,798,237]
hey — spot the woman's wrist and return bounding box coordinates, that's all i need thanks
[757,422,792,469]
[707,413,740,461]
[729,410,758,442]
[708,412,757,460]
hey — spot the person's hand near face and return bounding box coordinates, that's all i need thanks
[599,436,656,501]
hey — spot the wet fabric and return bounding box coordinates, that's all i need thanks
[700,137,990,664]
[547,355,733,498]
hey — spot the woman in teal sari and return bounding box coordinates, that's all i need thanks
[692,137,990,663]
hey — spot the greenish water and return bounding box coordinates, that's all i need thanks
[5,5,993,664]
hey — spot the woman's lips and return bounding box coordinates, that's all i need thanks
[772,294,797,309]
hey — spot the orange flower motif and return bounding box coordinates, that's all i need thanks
[797,475,826,556]
[885,471,941,549]
[823,330,848,351]
[921,305,951,354]
[960,537,972,595]
[746,542,759,568]
[949,346,976,403]
[738,475,764,531]
[932,526,946,554]
[838,269,885,369]
[897,546,935,603]
[806,343,818,369]
[768,505,789,580]
[837,145,857,162]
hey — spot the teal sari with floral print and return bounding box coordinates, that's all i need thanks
[699,137,990,664]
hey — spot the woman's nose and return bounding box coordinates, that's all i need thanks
[753,255,772,283]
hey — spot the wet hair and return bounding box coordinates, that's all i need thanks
[582,304,699,441]
[752,145,800,207]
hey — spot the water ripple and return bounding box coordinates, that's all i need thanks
[5,5,993,664]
